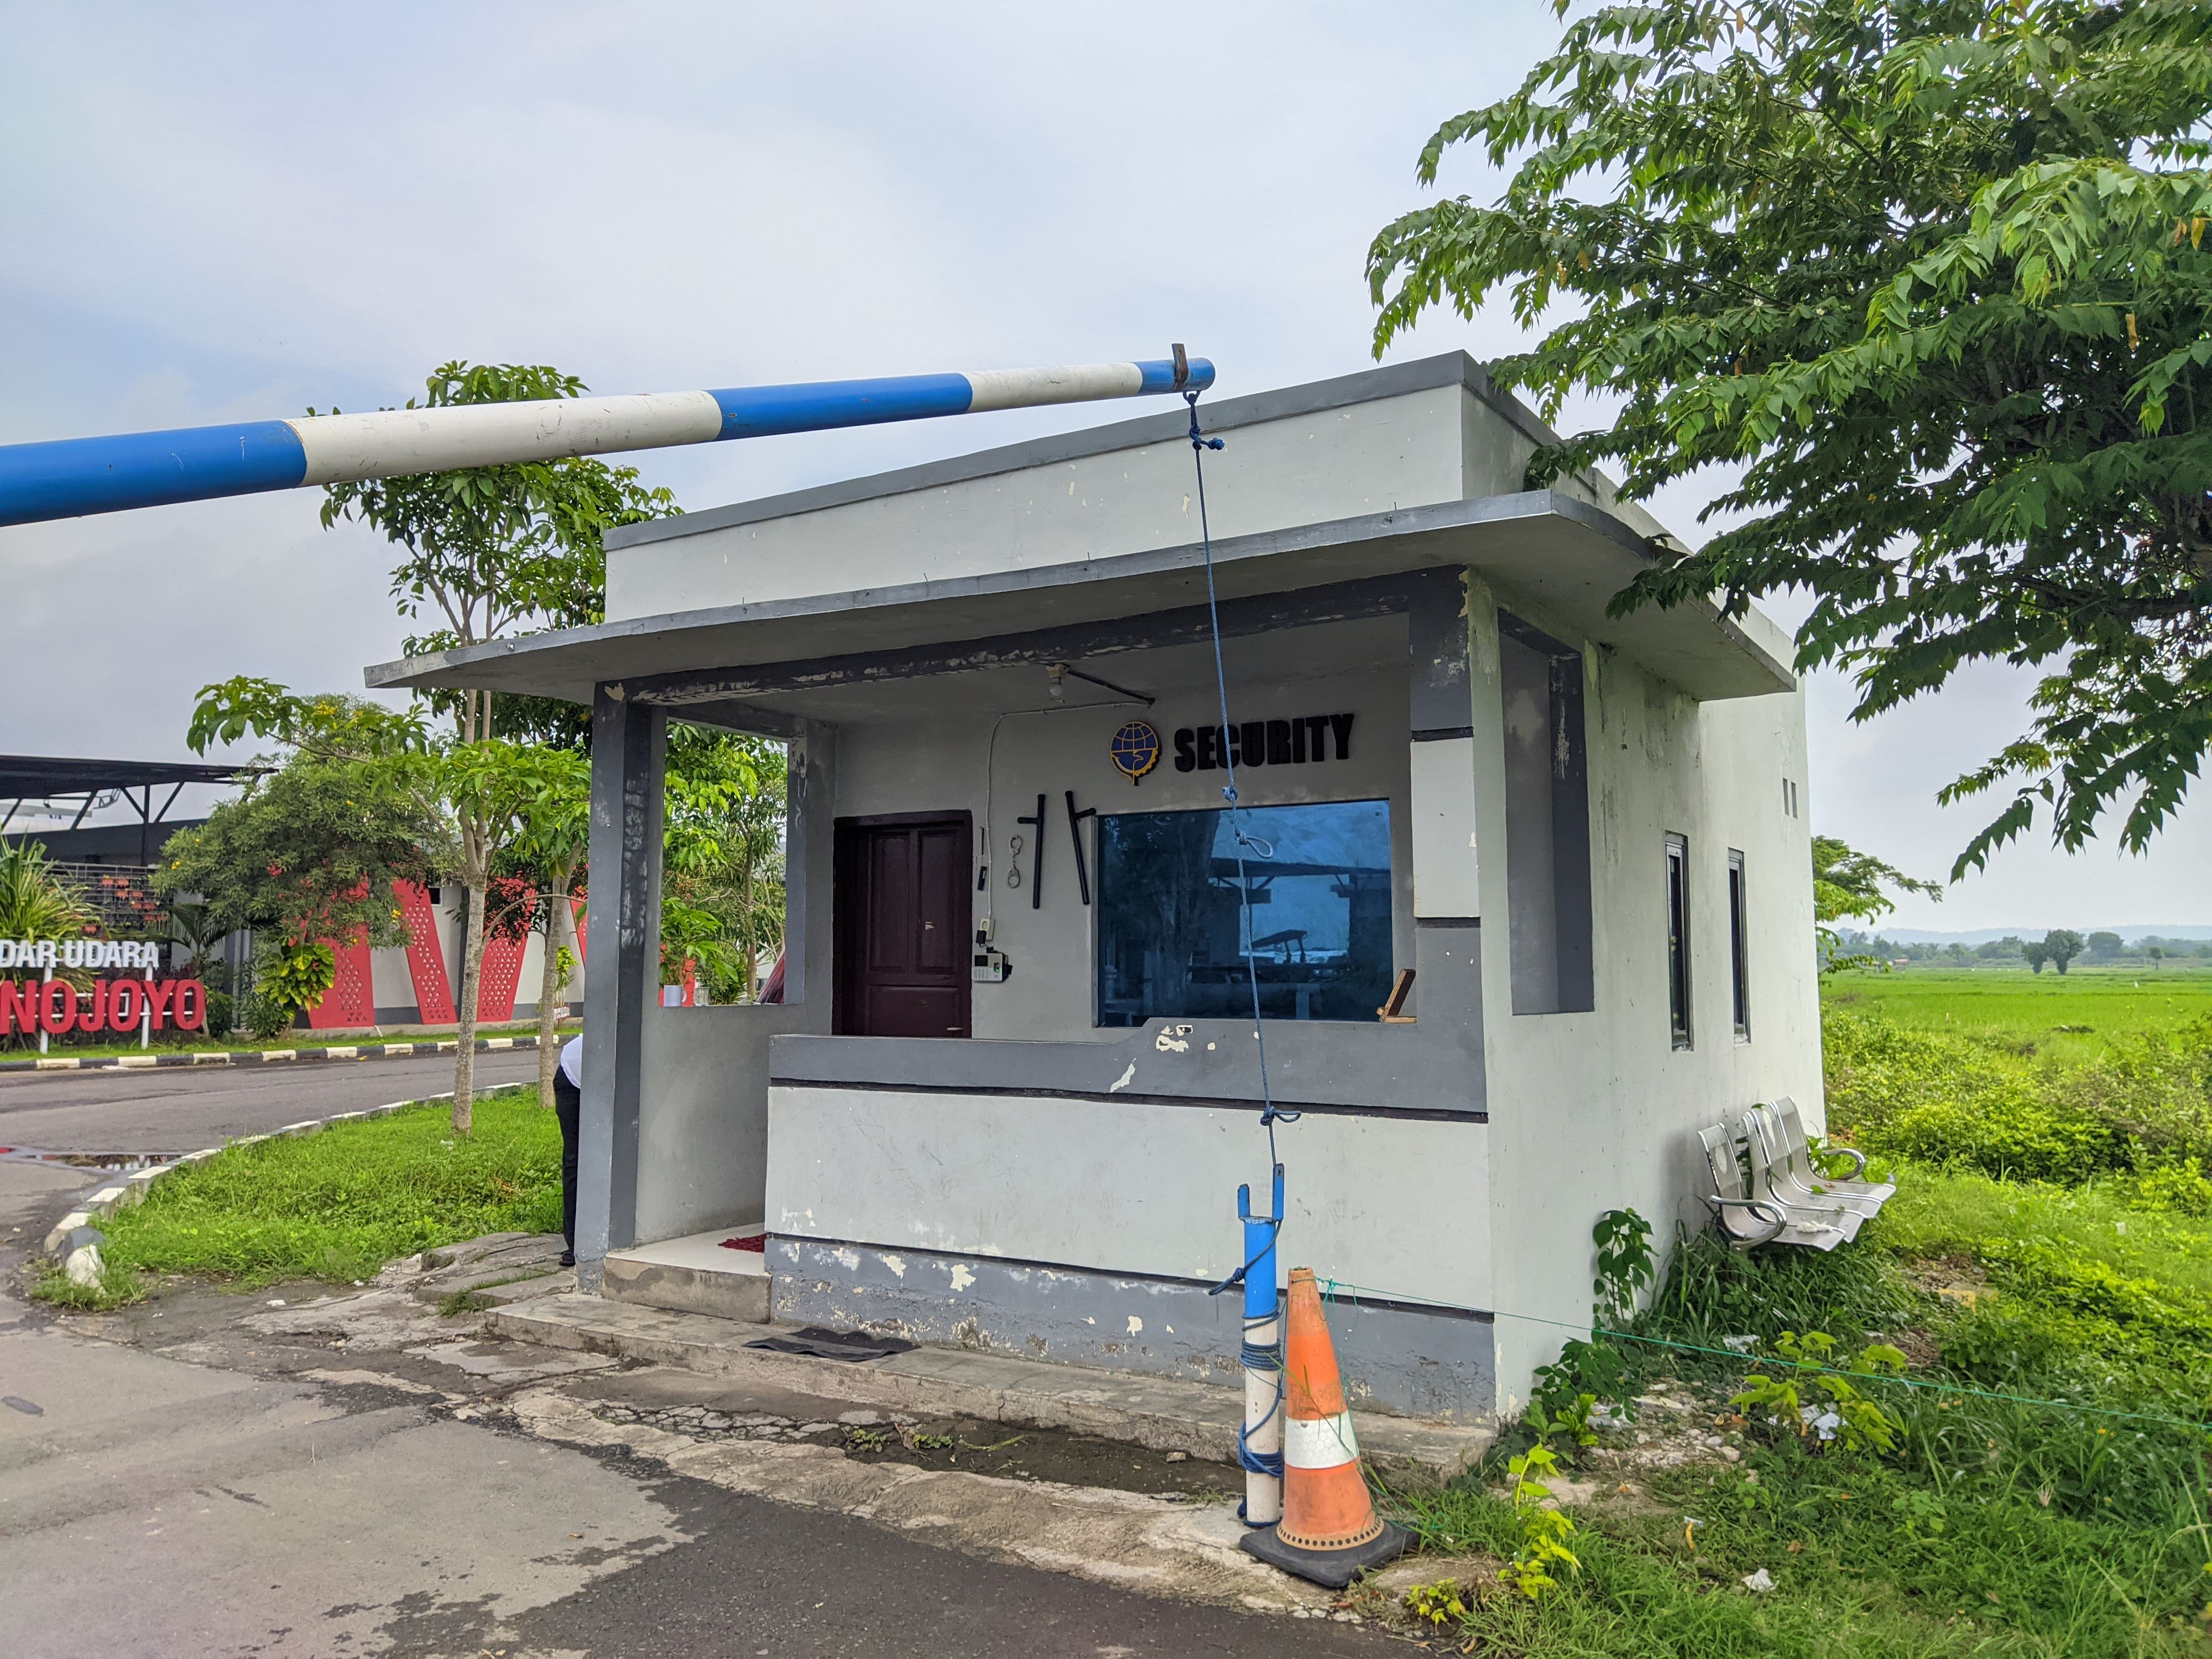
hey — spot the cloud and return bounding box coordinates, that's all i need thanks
[2,2,2203,925]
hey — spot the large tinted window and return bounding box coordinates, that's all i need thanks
[1096,800,1394,1026]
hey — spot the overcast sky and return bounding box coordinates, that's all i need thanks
[3,2,2205,931]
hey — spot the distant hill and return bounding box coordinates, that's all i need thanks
[1870,926,2212,945]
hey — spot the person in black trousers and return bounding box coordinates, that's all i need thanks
[553,1035,582,1267]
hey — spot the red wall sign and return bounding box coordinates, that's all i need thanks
[0,978,207,1036]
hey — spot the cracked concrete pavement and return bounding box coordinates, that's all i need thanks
[1,1155,1397,1657]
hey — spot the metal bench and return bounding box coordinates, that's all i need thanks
[1698,1120,1854,1253]
[1699,1123,1850,1251]
[1761,1097,1895,1218]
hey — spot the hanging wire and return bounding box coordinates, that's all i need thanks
[1187,388,1297,1510]
[1184,389,1297,1156]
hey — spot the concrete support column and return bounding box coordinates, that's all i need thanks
[577,685,665,1284]
[1405,569,1486,1102]
[778,718,837,1019]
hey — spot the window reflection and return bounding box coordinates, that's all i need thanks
[1095,800,1393,1025]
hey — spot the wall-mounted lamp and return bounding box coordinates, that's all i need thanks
[1047,664,1067,700]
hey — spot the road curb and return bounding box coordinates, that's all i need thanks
[5,1034,553,1073]
[39,1089,460,1256]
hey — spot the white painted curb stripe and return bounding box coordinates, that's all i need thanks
[291,391,723,486]
[1284,1410,1362,1470]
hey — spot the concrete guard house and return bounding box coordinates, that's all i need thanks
[371,353,1822,1421]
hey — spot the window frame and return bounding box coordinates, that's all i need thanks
[1665,832,1693,1050]
[1726,848,1750,1042]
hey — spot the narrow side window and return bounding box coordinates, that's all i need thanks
[1665,833,1692,1050]
[1727,849,1749,1041]
[1499,613,1594,1015]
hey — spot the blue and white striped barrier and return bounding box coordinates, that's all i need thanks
[0,354,1214,527]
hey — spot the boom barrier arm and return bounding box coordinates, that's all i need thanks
[0,353,1214,528]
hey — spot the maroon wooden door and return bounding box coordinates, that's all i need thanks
[834,813,972,1038]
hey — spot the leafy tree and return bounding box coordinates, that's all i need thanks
[161,682,435,1029]
[2085,929,2125,959]
[318,362,679,1115]
[1811,834,1942,972]
[662,727,787,1003]
[2043,927,2086,974]
[499,745,590,1108]
[2023,937,2052,973]
[1369,1,2212,878]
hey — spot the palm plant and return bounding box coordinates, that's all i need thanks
[0,841,96,942]
[0,843,97,1049]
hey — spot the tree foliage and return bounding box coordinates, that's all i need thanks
[2023,926,2086,972]
[316,360,680,748]
[320,361,676,1124]
[1813,833,1942,972]
[662,726,787,1003]
[161,680,435,952]
[1369,1,2212,877]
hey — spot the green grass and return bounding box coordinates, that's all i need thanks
[51,1086,560,1296]
[1373,977,2212,1657]
[1381,1211,2212,1656]
[1827,967,2212,1065]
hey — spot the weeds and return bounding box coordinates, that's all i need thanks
[1401,1579,1467,1630]
[1501,1443,1580,1599]
[30,1259,143,1310]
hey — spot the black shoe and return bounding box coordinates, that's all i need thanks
[560,1250,576,1267]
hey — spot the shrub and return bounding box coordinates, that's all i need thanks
[1876,1089,2122,1184]
[1829,1010,2212,1185]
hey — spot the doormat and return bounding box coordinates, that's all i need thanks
[719,1234,765,1253]
[745,1326,916,1363]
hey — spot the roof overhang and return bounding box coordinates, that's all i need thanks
[366,490,1796,708]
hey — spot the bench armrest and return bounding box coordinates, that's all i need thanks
[1813,1143,1869,1181]
[1705,1194,1787,1246]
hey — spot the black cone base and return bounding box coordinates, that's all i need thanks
[1239,1520,1408,1589]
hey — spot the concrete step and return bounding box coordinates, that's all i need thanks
[602,1255,771,1323]
[485,1292,1492,1477]
[409,1235,568,1303]
[478,1266,576,1304]
[601,1227,771,1323]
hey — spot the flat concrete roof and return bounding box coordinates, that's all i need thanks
[602,352,1584,556]
[367,489,1796,706]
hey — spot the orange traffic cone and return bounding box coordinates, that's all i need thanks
[1239,1267,1408,1588]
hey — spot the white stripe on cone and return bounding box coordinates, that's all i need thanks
[1284,1409,1362,1470]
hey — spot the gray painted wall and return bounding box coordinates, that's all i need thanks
[763,1084,1496,1313]
[635,1002,806,1240]
[770,1236,1494,1420]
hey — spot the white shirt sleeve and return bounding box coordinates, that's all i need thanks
[559,1036,584,1088]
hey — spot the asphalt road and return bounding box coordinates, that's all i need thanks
[0,1050,546,1155]
[0,1168,1392,1659]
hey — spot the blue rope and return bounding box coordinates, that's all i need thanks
[1186,389,1292,1524]
[1235,1307,1286,1485]
[1184,390,1298,1150]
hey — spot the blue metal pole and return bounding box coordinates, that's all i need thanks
[0,354,1215,529]
[1238,1163,1286,1526]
